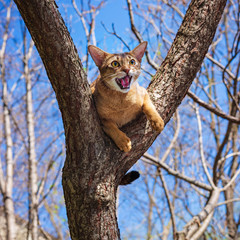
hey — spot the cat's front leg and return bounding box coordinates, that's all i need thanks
[101,119,132,152]
[142,93,164,133]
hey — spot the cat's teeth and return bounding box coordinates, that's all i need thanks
[116,75,132,89]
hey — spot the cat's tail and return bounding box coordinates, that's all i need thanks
[119,171,140,185]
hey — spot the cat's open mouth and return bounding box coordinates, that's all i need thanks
[115,75,132,90]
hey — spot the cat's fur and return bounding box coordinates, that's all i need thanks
[88,42,164,153]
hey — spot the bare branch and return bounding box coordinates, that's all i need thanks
[158,168,177,239]
[126,0,158,70]
[221,151,240,169]
[216,198,240,207]
[142,153,212,191]
[101,22,131,51]
[23,29,38,240]
[195,105,216,189]
[72,0,89,36]
[38,151,63,207]
[72,0,105,73]
[191,211,214,240]
[161,0,185,18]
[177,188,221,239]
[221,167,240,192]
[188,91,240,124]
[161,111,180,163]
[206,53,239,81]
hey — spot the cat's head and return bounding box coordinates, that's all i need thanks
[88,42,147,93]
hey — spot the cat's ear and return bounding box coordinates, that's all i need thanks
[130,41,147,62]
[88,45,108,67]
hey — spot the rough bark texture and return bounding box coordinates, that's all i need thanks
[14,0,227,239]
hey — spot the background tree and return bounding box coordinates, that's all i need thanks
[0,2,16,239]
[0,1,66,239]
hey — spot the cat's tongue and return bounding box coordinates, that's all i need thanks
[120,76,130,88]
[116,75,132,90]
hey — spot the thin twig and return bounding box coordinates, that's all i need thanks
[158,168,177,239]
[38,153,63,207]
[206,53,238,81]
[161,111,180,163]
[150,1,238,82]
[195,105,216,189]
[142,153,212,191]
[188,91,240,124]
[126,0,158,70]
[101,22,131,51]
[221,167,240,192]
[217,152,240,167]
[216,198,240,207]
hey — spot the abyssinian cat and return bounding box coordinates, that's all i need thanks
[88,41,164,153]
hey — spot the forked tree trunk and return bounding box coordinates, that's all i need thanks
[14,0,227,239]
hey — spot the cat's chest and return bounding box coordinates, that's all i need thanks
[106,99,142,127]
[105,84,144,109]
[96,84,146,127]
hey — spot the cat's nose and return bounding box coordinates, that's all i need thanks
[123,68,130,74]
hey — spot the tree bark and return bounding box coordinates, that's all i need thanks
[14,0,227,239]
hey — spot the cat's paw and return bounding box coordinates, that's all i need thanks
[149,114,164,133]
[116,134,132,152]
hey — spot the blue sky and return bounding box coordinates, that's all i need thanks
[61,0,131,53]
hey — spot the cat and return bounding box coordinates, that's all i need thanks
[88,41,164,153]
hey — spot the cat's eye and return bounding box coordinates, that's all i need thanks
[111,61,120,67]
[129,59,136,65]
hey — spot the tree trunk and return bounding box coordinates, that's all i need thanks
[23,34,38,240]
[0,3,16,240]
[224,122,239,239]
[14,0,227,239]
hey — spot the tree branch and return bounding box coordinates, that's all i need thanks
[195,105,216,189]
[158,168,177,239]
[142,153,212,191]
[176,188,221,240]
[221,167,240,192]
[161,111,180,163]
[126,0,159,70]
[188,91,240,124]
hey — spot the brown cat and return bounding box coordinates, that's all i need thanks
[88,42,164,152]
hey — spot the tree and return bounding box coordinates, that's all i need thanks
[13,0,230,239]
[0,2,16,239]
